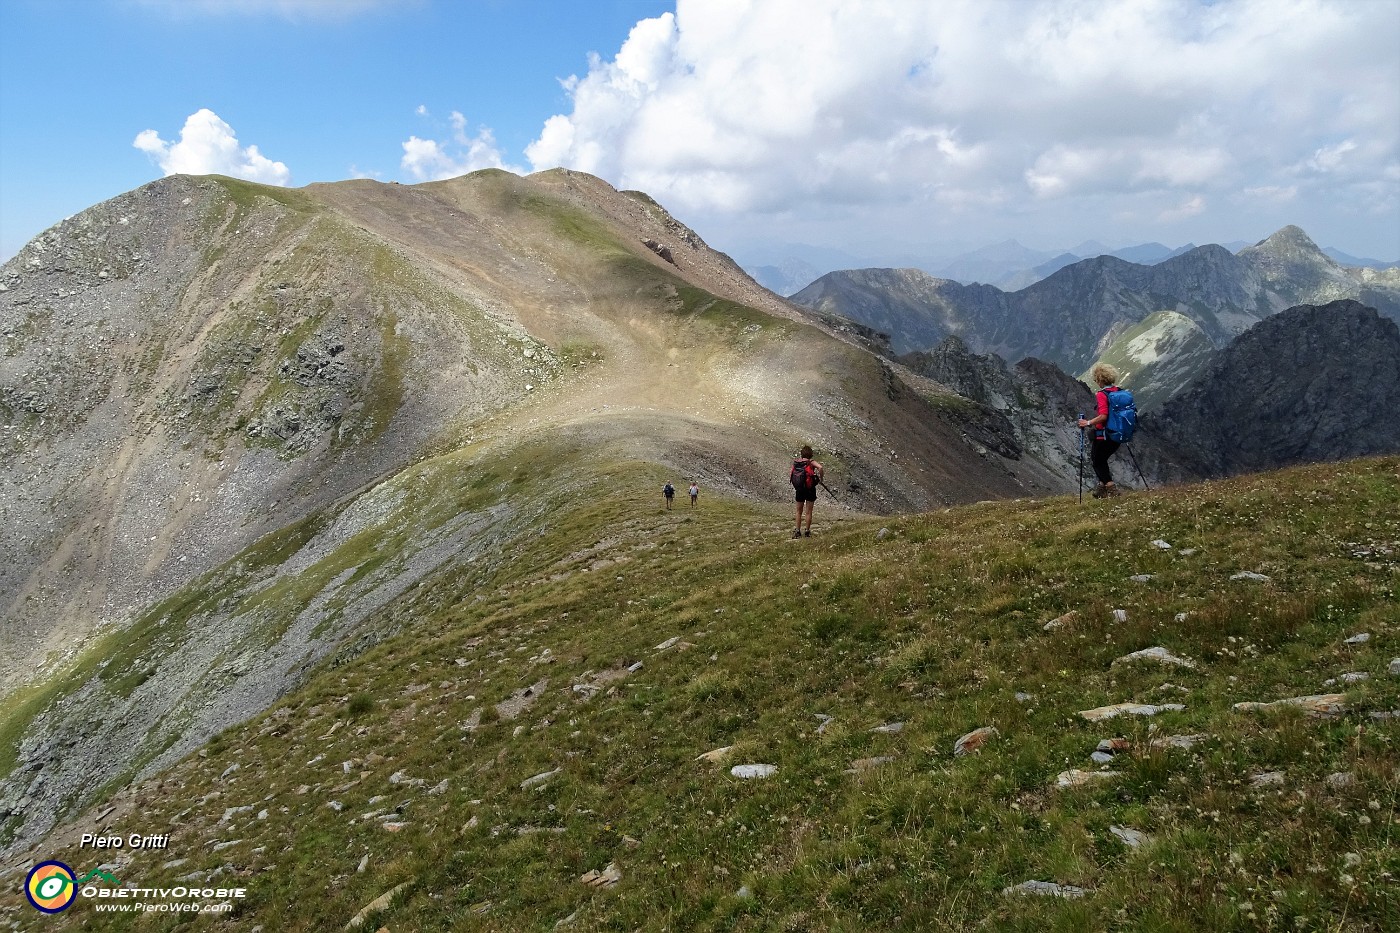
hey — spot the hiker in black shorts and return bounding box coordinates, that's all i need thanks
[790,445,823,538]
[663,482,675,509]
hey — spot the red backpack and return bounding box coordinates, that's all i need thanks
[790,458,817,493]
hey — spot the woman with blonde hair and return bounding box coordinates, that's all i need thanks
[1077,363,1127,498]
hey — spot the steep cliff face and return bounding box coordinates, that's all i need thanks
[1144,300,1400,478]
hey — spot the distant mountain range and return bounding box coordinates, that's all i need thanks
[789,227,1400,389]
[745,237,1396,297]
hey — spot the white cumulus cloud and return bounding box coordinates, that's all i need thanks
[525,0,1400,253]
[399,111,521,181]
[133,109,290,185]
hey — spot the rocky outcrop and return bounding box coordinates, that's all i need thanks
[900,338,1177,488]
[1144,300,1400,478]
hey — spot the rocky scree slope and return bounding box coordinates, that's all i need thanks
[0,168,1060,854]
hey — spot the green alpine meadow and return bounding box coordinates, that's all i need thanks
[3,455,1395,931]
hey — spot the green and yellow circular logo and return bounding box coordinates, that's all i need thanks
[25,861,76,913]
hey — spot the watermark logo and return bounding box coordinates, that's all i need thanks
[25,861,77,914]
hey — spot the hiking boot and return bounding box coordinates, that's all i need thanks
[792,529,802,539]
[803,529,811,537]
[1090,484,1109,499]
[1105,483,1121,497]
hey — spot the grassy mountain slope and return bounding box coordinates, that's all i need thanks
[4,457,1396,931]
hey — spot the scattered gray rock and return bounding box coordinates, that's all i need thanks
[1390,658,1400,676]
[730,764,777,779]
[696,746,733,763]
[1043,610,1078,631]
[1110,825,1151,848]
[1079,702,1184,722]
[1233,694,1346,718]
[346,881,410,929]
[1113,646,1197,669]
[654,636,682,651]
[1003,880,1087,898]
[1111,609,1129,622]
[1344,633,1371,645]
[580,862,622,888]
[1129,574,1155,583]
[1251,771,1285,788]
[1054,769,1119,788]
[1150,539,1172,550]
[1231,571,1271,582]
[520,768,562,790]
[736,885,753,899]
[871,721,904,734]
[1326,772,1356,789]
[1323,672,1370,686]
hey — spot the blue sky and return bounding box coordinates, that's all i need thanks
[2,0,1398,268]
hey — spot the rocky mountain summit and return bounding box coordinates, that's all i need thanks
[1144,300,1400,478]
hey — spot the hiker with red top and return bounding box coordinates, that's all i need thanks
[790,445,824,537]
[1077,363,1137,499]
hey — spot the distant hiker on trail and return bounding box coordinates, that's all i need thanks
[663,482,675,510]
[1077,363,1136,499]
[790,445,824,538]
[689,481,699,508]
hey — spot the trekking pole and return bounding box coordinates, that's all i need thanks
[818,478,839,502]
[1076,413,1085,503]
[1124,443,1151,491]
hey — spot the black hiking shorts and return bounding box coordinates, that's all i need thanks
[795,487,817,503]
